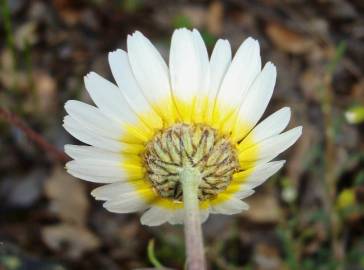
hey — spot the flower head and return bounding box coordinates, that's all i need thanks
[63,28,302,226]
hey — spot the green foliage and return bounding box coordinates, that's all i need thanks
[354,170,364,186]
[201,31,217,48]
[172,15,193,29]
[172,14,216,48]
[0,0,15,59]
[346,240,364,268]
[149,234,185,268]
[121,0,144,13]
[277,227,299,270]
[325,41,347,74]
[0,255,21,270]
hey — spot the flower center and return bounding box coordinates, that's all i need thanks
[143,123,240,201]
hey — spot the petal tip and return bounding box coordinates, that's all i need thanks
[108,49,122,58]
[296,125,303,134]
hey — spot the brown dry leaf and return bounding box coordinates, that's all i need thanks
[44,166,89,226]
[266,22,315,54]
[52,0,82,26]
[33,70,57,113]
[42,224,100,259]
[243,190,280,223]
[207,1,224,36]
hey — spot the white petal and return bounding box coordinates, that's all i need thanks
[65,157,143,183]
[233,62,277,141]
[233,189,255,200]
[108,49,163,129]
[169,28,209,122]
[239,107,291,152]
[234,161,286,190]
[192,29,210,91]
[191,29,211,123]
[215,38,261,121]
[140,206,172,226]
[127,31,175,123]
[63,116,124,152]
[65,145,122,161]
[200,209,210,223]
[84,72,139,125]
[208,39,232,101]
[64,100,122,140]
[66,159,125,180]
[168,209,185,225]
[66,168,122,183]
[102,189,149,213]
[211,197,249,215]
[167,207,209,224]
[239,127,302,163]
[63,116,144,152]
[205,39,231,123]
[91,181,135,200]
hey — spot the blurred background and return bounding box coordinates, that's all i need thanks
[1,0,364,269]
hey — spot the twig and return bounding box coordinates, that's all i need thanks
[0,107,70,163]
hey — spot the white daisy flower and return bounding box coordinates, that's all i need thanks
[63,28,302,227]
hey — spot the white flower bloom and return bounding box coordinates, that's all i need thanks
[63,28,302,226]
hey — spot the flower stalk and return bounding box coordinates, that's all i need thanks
[180,167,206,270]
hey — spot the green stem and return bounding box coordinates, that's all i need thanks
[147,239,164,268]
[0,0,16,67]
[180,167,206,270]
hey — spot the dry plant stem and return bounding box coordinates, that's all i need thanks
[323,74,344,265]
[0,107,70,163]
[180,167,206,270]
[321,42,346,267]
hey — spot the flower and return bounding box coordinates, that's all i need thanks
[345,106,364,124]
[63,28,302,226]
